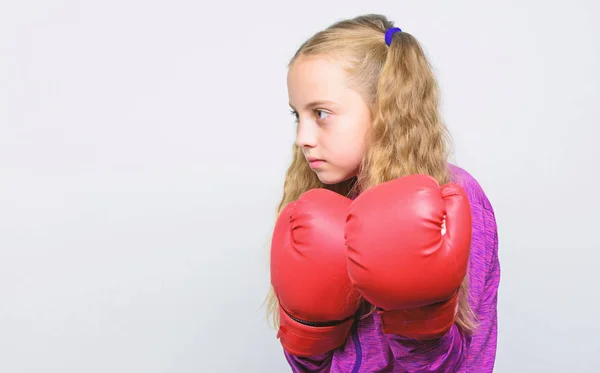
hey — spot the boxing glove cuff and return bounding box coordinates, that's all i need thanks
[378,291,460,340]
[277,305,355,357]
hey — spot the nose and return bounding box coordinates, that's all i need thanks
[295,121,317,149]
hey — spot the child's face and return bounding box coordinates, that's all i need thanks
[287,55,372,185]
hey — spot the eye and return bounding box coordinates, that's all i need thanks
[289,108,329,122]
[315,109,329,121]
[289,109,299,122]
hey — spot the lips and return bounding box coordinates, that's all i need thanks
[307,157,325,169]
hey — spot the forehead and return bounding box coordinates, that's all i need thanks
[287,55,349,105]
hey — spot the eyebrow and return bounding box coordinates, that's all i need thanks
[289,100,338,111]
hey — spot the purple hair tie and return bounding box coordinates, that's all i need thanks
[385,27,402,46]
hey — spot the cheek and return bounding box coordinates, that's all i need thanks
[336,128,367,165]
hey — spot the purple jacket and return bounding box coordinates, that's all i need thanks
[283,165,500,372]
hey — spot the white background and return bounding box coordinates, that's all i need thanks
[1,0,599,372]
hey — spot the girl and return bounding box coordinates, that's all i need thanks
[266,14,500,373]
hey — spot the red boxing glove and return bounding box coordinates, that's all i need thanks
[345,174,472,339]
[270,189,361,356]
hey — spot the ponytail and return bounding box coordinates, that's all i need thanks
[359,31,450,191]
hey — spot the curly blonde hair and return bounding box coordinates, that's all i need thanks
[265,14,477,336]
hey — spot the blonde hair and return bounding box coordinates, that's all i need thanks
[265,14,477,336]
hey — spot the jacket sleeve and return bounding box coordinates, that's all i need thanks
[283,351,333,373]
[383,197,500,373]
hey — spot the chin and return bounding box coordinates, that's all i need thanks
[315,171,355,185]
[316,177,340,185]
